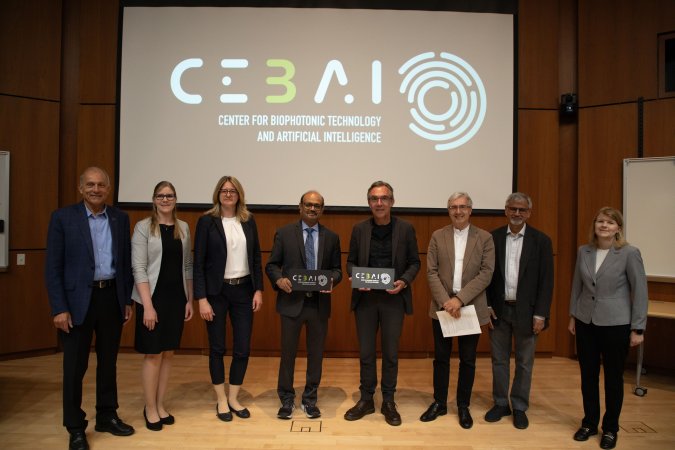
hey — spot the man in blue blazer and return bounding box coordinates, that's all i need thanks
[266,190,342,420]
[45,167,135,450]
[485,192,554,430]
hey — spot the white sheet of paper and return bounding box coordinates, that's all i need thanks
[436,305,482,337]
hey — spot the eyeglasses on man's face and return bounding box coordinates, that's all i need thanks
[448,204,470,211]
[154,194,176,201]
[302,202,323,210]
[368,195,392,204]
[507,206,530,214]
[219,189,238,196]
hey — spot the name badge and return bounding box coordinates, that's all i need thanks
[288,269,333,291]
[351,267,395,290]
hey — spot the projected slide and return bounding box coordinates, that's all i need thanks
[118,7,514,209]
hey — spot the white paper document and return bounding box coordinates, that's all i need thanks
[436,305,482,337]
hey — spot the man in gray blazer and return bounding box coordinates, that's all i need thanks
[266,191,342,420]
[485,193,554,429]
[420,191,494,429]
[344,181,420,426]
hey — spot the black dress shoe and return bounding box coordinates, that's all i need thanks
[600,431,618,449]
[420,401,447,422]
[344,399,375,421]
[228,402,251,419]
[381,401,402,426]
[94,417,135,436]
[216,403,233,422]
[458,406,473,429]
[159,413,175,425]
[513,409,529,429]
[484,404,512,422]
[573,426,598,441]
[144,407,163,431]
[69,431,89,450]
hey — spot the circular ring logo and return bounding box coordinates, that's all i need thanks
[380,273,391,285]
[317,275,328,287]
[399,52,487,151]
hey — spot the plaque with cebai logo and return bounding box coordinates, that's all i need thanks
[350,267,395,290]
[288,269,333,291]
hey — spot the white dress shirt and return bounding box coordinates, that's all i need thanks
[452,226,469,293]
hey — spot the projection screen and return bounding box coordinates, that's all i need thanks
[118,6,515,210]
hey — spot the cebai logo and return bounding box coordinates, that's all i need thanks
[170,53,486,151]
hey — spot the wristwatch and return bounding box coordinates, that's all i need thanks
[632,329,644,335]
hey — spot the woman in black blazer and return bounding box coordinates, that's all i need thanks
[193,175,263,421]
[568,207,648,449]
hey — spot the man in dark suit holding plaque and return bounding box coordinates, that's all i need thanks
[344,181,420,426]
[484,192,553,429]
[45,167,135,450]
[266,190,342,420]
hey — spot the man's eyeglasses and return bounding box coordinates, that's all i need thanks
[219,189,238,196]
[368,195,392,204]
[302,202,323,210]
[507,207,530,214]
[448,204,470,211]
[154,194,176,201]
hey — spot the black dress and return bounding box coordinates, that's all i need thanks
[135,224,187,354]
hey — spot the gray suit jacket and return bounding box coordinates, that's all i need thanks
[569,244,648,329]
[131,217,193,303]
[265,220,342,319]
[427,223,495,325]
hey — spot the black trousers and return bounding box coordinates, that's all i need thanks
[431,318,480,407]
[205,280,254,386]
[575,319,631,433]
[60,285,123,433]
[354,291,405,402]
[277,297,327,406]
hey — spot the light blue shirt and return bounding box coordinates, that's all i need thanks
[302,221,319,269]
[86,205,115,281]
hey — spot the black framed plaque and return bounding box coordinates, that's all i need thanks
[350,267,395,290]
[288,269,333,291]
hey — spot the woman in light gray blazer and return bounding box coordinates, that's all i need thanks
[568,207,647,450]
[132,181,193,431]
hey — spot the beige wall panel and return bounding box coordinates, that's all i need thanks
[0,97,60,250]
[80,0,119,103]
[578,0,674,106]
[0,251,57,354]
[518,0,560,109]
[644,98,675,157]
[577,104,637,242]
[0,0,62,100]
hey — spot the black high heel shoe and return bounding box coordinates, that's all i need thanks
[159,413,175,425]
[228,402,251,419]
[144,407,163,431]
[216,403,233,422]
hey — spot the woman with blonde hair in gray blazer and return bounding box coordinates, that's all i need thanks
[132,181,193,431]
[568,206,647,449]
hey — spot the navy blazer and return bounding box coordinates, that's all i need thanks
[346,217,420,314]
[487,224,554,333]
[193,214,263,299]
[45,202,133,326]
[265,220,342,320]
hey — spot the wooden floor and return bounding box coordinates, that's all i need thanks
[1,354,674,449]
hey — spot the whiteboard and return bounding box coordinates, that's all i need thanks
[623,157,675,282]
